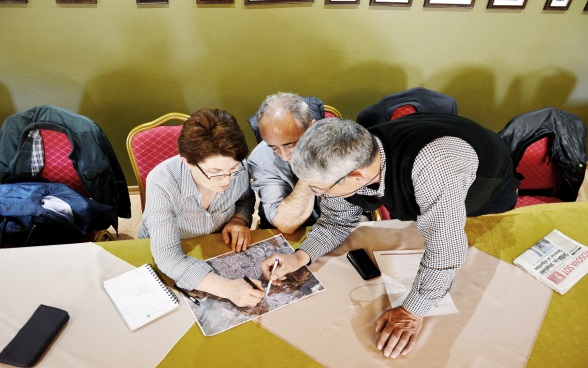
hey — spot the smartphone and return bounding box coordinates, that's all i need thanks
[347,248,381,280]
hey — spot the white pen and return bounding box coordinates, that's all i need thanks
[265,258,280,297]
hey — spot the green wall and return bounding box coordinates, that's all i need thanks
[1,0,587,185]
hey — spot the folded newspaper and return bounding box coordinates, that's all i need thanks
[513,230,588,295]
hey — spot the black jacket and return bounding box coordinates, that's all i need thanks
[498,108,587,202]
[356,87,458,129]
[0,105,131,230]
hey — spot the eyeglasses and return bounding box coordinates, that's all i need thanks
[309,169,355,196]
[310,167,381,198]
[193,162,245,182]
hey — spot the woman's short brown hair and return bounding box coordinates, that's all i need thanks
[178,109,249,165]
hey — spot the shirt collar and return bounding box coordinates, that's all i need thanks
[180,160,203,203]
[356,136,386,198]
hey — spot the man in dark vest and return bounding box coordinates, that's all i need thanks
[261,114,519,359]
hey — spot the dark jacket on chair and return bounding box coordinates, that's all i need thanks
[356,87,458,129]
[0,182,114,246]
[498,107,587,202]
[0,105,131,230]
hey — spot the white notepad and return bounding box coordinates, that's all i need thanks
[103,264,180,331]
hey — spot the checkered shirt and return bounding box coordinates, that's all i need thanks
[299,136,478,316]
[29,129,44,176]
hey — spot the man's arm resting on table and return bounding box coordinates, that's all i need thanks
[374,136,477,358]
[271,181,316,234]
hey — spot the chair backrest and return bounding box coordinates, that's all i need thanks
[516,136,560,192]
[499,107,587,205]
[512,135,564,208]
[39,129,89,197]
[127,113,189,212]
[390,104,417,120]
[324,104,342,119]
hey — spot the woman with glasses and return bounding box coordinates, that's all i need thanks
[139,108,264,308]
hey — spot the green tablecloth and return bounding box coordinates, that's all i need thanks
[98,202,588,367]
[465,202,588,368]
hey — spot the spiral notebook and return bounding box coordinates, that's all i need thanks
[103,264,180,331]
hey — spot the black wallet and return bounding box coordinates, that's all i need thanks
[0,305,69,367]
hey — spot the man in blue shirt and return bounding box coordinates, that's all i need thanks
[248,92,320,234]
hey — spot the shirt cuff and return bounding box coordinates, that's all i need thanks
[234,206,253,227]
[298,241,325,264]
[401,289,442,316]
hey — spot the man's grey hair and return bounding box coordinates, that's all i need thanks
[255,92,313,130]
[291,118,378,184]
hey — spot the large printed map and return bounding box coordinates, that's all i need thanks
[184,234,325,336]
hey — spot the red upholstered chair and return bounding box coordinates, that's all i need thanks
[324,104,342,119]
[126,113,189,212]
[498,108,587,209]
[514,136,563,208]
[390,104,417,120]
[39,129,89,197]
[38,129,113,242]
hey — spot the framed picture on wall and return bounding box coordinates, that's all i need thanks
[0,0,27,4]
[326,0,359,4]
[56,0,96,3]
[245,0,312,4]
[543,0,571,9]
[487,0,527,8]
[584,0,588,10]
[197,0,233,3]
[137,0,168,4]
[424,0,474,7]
[370,0,412,6]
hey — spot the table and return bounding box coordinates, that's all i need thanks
[103,202,587,368]
[1,202,586,367]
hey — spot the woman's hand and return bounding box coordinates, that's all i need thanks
[222,217,251,252]
[222,278,264,307]
[196,273,264,308]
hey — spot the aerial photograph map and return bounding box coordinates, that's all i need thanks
[184,234,325,336]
